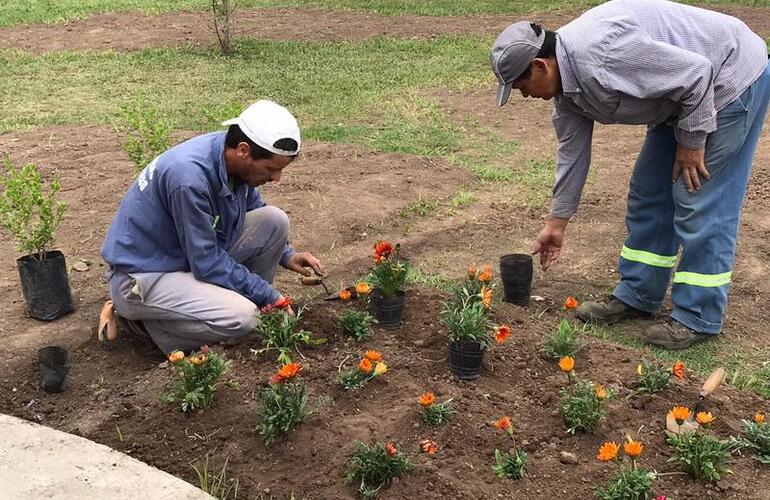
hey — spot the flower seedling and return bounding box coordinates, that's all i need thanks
[252,296,324,364]
[256,362,308,445]
[337,309,378,342]
[163,346,229,412]
[595,436,655,500]
[665,408,732,480]
[418,392,454,426]
[344,441,412,498]
[730,412,770,464]
[631,359,685,396]
[492,416,527,480]
[540,319,584,359]
[340,351,389,390]
[368,241,409,299]
[557,357,612,434]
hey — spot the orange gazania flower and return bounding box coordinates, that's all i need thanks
[494,416,512,431]
[597,441,620,462]
[373,362,388,376]
[277,362,302,380]
[358,358,373,373]
[467,266,477,279]
[419,392,436,407]
[481,286,493,309]
[355,282,372,295]
[374,241,393,261]
[558,356,575,373]
[623,438,643,458]
[669,406,692,425]
[168,351,184,363]
[696,411,715,426]
[419,439,439,455]
[672,360,685,380]
[564,296,579,310]
[595,385,608,400]
[755,413,766,425]
[339,289,352,300]
[274,295,293,308]
[494,324,511,344]
[478,264,493,282]
[364,350,382,362]
[189,354,207,366]
[384,442,397,457]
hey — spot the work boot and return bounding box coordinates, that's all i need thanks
[640,318,714,350]
[575,296,650,325]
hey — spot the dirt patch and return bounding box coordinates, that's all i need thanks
[2,5,769,55]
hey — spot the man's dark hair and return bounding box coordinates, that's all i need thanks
[224,125,299,160]
[514,23,557,82]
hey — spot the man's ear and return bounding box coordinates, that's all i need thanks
[236,141,251,158]
[532,58,548,74]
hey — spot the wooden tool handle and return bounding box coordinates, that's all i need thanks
[700,367,726,397]
[300,277,323,286]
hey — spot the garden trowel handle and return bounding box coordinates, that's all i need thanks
[700,367,726,398]
[300,276,331,294]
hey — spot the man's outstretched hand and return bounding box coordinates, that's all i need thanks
[285,252,324,277]
[531,217,569,271]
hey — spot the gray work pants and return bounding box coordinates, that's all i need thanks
[108,206,289,354]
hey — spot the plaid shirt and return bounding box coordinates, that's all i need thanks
[550,0,768,218]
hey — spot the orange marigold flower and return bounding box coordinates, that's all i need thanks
[277,362,302,380]
[669,406,692,425]
[373,362,388,376]
[358,358,373,373]
[355,282,372,295]
[274,295,293,308]
[597,442,620,462]
[595,385,608,400]
[755,413,766,425]
[419,439,438,455]
[168,351,184,363]
[672,360,685,380]
[478,264,493,282]
[623,438,643,458]
[419,392,436,407]
[364,350,382,362]
[564,296,579,310]
[189,354,207,366]
[467,266,477,279]
[494,324,511,344]
[558,356,575,373]
[339,289,352,300]
[384,442,397,457]
[696,411,715,426]
[481,286,493,309]
[494,416,512,431]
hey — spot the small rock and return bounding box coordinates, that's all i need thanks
[412,340,425,347]
[559,451,579,465]
[547,442,558,451]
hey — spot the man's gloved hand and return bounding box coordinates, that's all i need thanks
[285,252,324,277]
[673,145,710,192]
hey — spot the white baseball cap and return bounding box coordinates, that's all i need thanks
[222,100,301,156]
[491,21,545,106]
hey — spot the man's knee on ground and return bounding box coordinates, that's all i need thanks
[252,206,290,240]
[218,302,258,337]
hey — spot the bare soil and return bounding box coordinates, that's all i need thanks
[1,5,770,500]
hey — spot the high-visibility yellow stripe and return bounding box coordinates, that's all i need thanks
[673,271,732,287]
[620,245,677,268]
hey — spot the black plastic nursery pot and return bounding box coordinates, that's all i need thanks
[16,250,73,321]
[38,345,70,393]
[499,253,533,307]
[449,340,486,380]
[370,290,405,330]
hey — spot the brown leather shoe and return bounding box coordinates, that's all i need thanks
[640,318,714,350]
[576,296,650,325]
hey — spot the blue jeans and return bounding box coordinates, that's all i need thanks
[613,62,770,334]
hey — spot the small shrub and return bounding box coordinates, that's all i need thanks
[119,99,172,172]
[340,351,388,390]
[632,359,685,395]
[557,357,611,434]
[0,155,66,258]
[338,309,377,341]
[163,346,229,412]
[540,319,583,359]
[368,241,409,298]
[492,416,527,480]
[256,362,308,445]
[418,392,454,426]
[729,413,770,464]
[252,297,324,364]
[211,0,236,56]
[345,441,412,498]
[666,409,731,480]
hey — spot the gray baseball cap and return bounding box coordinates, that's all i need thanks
[490,21,545,106]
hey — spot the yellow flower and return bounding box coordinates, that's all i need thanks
[755,413,766,425]
[189,354,207,366]
[696,411,715,426]
[595,385,608,400]
[558,356,575,373]
[636,364,643,376]
[374,362,388,376]
[623,438,643,458]
[168,351,184,363]
[597,442,620,462]
[355,282,372,295]
[669,406,692,425]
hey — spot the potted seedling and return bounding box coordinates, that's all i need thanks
[367,241,409,329]
[0,156,72,320]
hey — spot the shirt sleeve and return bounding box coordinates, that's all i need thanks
[169,185,281,306]
[245,186,296,267]
[551,103,595,218]
[601,22,716,149]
